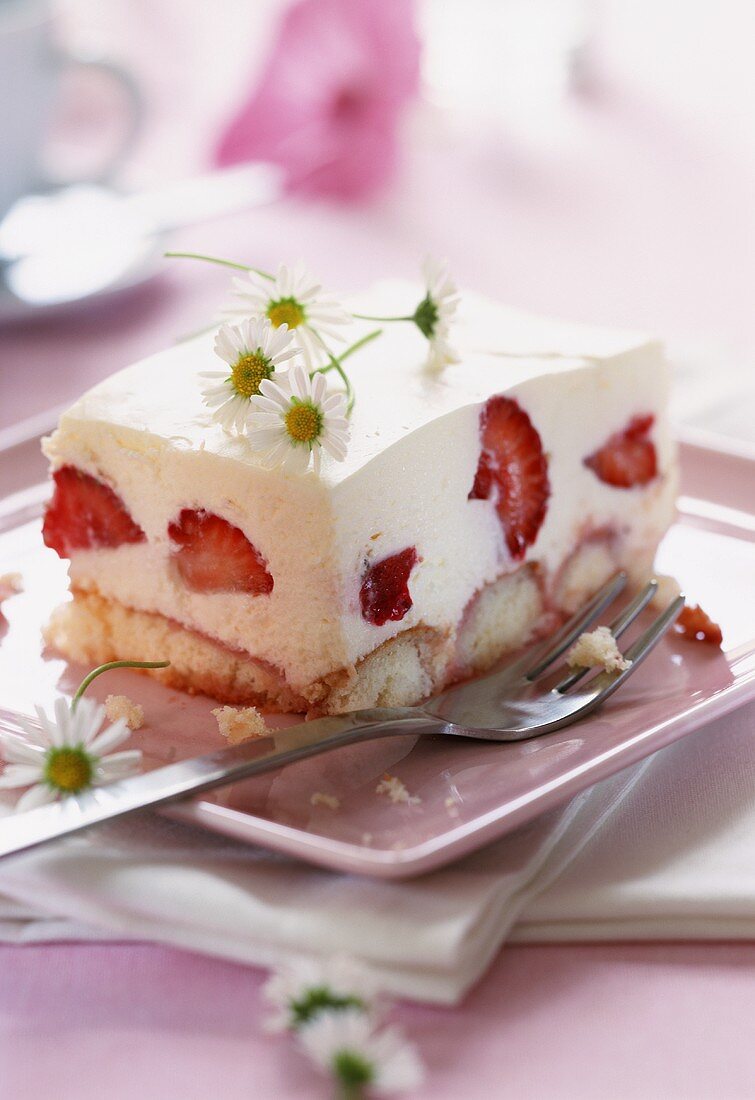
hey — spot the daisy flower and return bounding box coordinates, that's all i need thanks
[249,363,350,476]
[200,317,299,434]
[299,1007,424,1097]
[263,955,378,1033]
[227,261,351,370]
[0,696,142,812]
[414,257,460,372]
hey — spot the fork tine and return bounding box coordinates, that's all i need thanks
[554,580,658,693]
[572,595,686,714]
[523,572,627,681]
[621,594,686,665]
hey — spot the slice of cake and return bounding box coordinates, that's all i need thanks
[41,280,676,715]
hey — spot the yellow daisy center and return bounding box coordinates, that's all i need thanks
[231,351,273,398]
[45,746,93,793]
[285,401,322,444]
[267,297,305,330]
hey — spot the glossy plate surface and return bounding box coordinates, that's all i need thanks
[0,434,753,878]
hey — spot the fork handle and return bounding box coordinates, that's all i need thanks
[0,708,431,862]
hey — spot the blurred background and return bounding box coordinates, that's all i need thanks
[1,0,753,443]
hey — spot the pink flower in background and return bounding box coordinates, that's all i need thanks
[215,0,421,201]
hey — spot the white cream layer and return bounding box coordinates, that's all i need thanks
[43,284,677,688]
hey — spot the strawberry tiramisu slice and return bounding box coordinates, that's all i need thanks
[41,280,676,715]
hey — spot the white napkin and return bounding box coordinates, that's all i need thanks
[516,701,755,944]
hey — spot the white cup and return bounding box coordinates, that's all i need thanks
[0,0,141,216]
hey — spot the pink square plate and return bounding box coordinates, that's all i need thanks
[0,429,753,878]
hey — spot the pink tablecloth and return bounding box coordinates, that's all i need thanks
[1,2,754,1097]
[2,941,754,1099]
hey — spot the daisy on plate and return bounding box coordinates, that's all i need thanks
[264,955,379,1033]
[299,1007,424,1097]
[413,257,460,372]
[0,696,142,812]
[201,316,299,434]
[227,261,351,370]
[248,363,350,476]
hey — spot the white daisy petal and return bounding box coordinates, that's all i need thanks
[1,733,46,764]
[321,394,346,414]
[88,718,130,757]
[298,1007,424,1095]
[16,784,59,812]
[0,763,43,788]
[55,698,74,745]
[282,446,311,474]
[290,364,308,400]
[13,718,48,749]
[94,750,142,783]
[321,437,347,462]
[69,698,106,748]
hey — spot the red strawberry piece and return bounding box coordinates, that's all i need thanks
[360,547,418,626]
[43,465,145,558]
[584,415,658,488]
[675,603,723,646]
[168,509,273,595]
[468,396,550,560]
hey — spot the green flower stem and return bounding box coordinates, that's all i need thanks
[164,251,274,281]
[338,328,382,363]
[312,329,382,415]
[351,312,413,323]
[328,355,355,414]
[71,661,170,711]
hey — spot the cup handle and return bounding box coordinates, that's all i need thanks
[57,51,143,183]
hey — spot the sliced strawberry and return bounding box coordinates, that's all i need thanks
[584,415,658,489]
[43,465,145,558]
[675,603,723,646]
[168,509,273,595]
[468,396,550,560]
[360,547,418,626]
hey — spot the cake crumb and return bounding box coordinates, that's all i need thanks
[0,572,23,596]
[310,792,340,811]
[651,574,683,610]
[567,626,631,673]
[444,795,460,819]
[376,773,422,806]
[105,694,144,731]
[212,705,269,744]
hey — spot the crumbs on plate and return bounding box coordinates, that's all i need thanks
[444,795,460,819]
[310,792,340,811]
[567,626,631,674]
[105,694,144,731]
[376,773,421,806]
[212,705,270,744]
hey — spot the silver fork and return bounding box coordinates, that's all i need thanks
[0,574,683,860]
